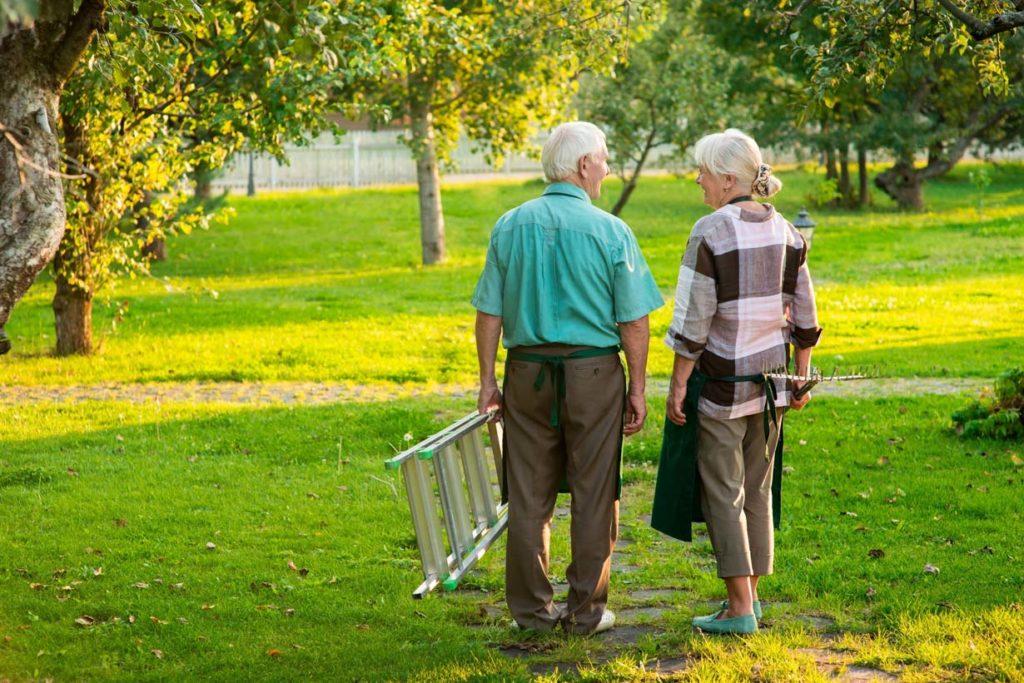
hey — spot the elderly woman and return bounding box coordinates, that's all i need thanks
[651,129,822,634]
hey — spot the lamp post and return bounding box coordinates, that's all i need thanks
[793,208,816,248]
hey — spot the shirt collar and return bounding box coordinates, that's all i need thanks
[719,203,775,223]
[543,182,591,203]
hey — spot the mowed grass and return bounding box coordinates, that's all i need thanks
[2,394,1023,680]
[2,163,1022,385]
[2,164,1024,680]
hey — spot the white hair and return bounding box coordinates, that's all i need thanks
[542,122,607,183]
[693,128,783,197]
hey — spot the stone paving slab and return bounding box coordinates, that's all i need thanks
[0,377,991,405]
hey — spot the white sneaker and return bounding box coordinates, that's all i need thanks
[593,609,616,634]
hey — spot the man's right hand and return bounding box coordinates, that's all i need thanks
[623,392,647,436]
[478,383,502,420]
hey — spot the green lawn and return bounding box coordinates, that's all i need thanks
[2,164,1024,680]
[2,164,1022,384]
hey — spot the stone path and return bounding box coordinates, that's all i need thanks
[479,585,898,681]
[0,376,990,405]
[458,522,902,681]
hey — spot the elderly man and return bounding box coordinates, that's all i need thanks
[472,121,663,635]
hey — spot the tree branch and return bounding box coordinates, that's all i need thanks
[935,0,1024,40]
[49,0,106,83]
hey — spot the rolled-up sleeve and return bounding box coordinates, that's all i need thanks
[612,227,664,323]
[470,237,504,316]
[789,244,823,348]
[664,231,717,360]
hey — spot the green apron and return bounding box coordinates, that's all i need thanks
[500,346,624,503]
[650,369,785,543]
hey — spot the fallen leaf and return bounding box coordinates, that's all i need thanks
[93,567,103,577]
[866,586,876,598]
[206,542,217,551]
[857,490,871,499]
[338,486,349,492]
[356,624,370,631]
[855,525,870,532]
[877,456,890,466]
[114,519,127,527]
[782,466,795,475]
[1011,455,1023,467]
[868,549,885,559]
[176,617,188,624]
[74,615,96,627]
[306,492,320,500]
[133,582,150,589]
[798,439,807,446]
[267,648,282,657]
[284,608,295,617]
[128,615,136,624]
[150,616,168,625]
[829,488,839,497]
[201,603,216,610]
[151,649,163,659]
[298,567,309,577]
[170,582,185,591]
[29,583,45,590]
[923,563,941,575]
[116,435,125,442]
[66,468,79,476]
[841,511,858,518]
[287,560,298,572]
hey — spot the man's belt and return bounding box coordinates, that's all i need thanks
[506,346,621,428]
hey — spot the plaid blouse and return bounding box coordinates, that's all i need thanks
[664,203,822,419]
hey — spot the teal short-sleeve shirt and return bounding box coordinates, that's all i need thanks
[471,182,664,348]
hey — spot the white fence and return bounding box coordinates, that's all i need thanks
[210,129,1023,193]
[211,130,547,192]
[210,130,689,192]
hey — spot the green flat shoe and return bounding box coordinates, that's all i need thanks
[691,610,724,625]
[719,599,762,620]
[694,613,758,635]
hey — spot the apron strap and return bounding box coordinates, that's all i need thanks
[507,346,620,428]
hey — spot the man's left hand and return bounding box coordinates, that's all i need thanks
[623,392,646,436]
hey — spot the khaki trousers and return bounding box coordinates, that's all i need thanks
[503,344,624,634]
[697,409,783,578]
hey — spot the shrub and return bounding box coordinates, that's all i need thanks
[952,368,1024,439]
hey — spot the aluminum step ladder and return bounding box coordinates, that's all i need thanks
[385,412,507,598]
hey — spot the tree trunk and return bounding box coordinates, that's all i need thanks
[136,190,166,261]
[874,158,924,211]
[409,92,445,266]
[0,2,105,354]
[612,117,658,217]
[838,143,852,206]
[611,173,639,217]
[0,27,67,345]
[824,147,838,181]
[857,146,870,207]
[52,268,93,356]
[193,162,214,202]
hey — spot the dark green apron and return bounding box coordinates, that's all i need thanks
[650,369,785,542]
[500,345,624,503]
